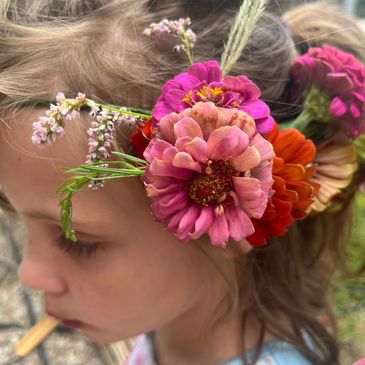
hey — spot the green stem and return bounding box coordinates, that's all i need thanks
[181,33,193,65]
[93,102,151,119]
[289,107,314,132]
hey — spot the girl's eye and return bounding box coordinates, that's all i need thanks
[56,235,100,258]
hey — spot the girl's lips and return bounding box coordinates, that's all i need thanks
[61,319,83,329]
[46,311,84,328]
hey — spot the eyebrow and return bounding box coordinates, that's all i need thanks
[23,211,85,226]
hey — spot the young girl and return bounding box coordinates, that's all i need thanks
[0,1,364,364]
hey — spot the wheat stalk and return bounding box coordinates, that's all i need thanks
[221,0,267,75]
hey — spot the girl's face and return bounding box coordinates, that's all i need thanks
[0,109,217,343]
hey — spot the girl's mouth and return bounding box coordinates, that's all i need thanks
[61,319,83,329]
[46,310,84,329]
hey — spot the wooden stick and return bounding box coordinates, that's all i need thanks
[15,314,60,357]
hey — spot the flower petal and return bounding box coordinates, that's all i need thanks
[329,97,347,118]
[153,100,174,120]
[176,204,202,241]
[187,63,208,82]
[250,134,275,161]
[241,100,270,121]
[183,137,208,164]
[165,89,187,110]
[350,102,361,118]
[279,164,306,181]
[175,73,200,92]
[190,206,215,240]
[145,182,183,198]
[287,140,316,166]
[231,146,261,172]
[189,102,219,138]
[173,151,202,172]
[159,112,182,143]
[206,60,223,82]
[207,126,249,160]
[174,117,204,140]
[233,176,262,200]
[223,75,261,99]
[208,213,229,247]
[228,110,257,138]
[175,136,193,151]
[239,191,268,219]
[168,207,189,233]
[143,138,172,162]
[151,191,189,220]
[225,205,255,241]
[149,159,193,180]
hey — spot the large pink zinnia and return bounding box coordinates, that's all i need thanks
[144,102,274,247]
[291,44,365,139]
[153,60,274,135]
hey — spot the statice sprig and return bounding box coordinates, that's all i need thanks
[32,94,151,148]
[32,92,86,145]
[86,106,143,164]
[143,18,196,64]
[58,151,147,241]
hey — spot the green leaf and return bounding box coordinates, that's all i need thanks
[354,134,365,163]
[56,157,145,241]
[111,151,148,165]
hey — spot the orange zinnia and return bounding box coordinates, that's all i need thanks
[247,123,320,246]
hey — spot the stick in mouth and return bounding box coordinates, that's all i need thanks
[16,314,60,357]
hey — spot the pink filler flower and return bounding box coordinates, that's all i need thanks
[153,60,275,135]
[144,102,274,247]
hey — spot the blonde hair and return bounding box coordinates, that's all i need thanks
[1,1,365,364]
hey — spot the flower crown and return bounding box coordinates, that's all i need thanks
[31,2,365,248]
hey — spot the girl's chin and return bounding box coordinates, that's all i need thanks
[80,326,132,344]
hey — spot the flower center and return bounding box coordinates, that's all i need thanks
[183,86,224,105]
[305,87,332,122]
[187,160,236,206]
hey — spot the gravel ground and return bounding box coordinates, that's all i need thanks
[0,212,112,365]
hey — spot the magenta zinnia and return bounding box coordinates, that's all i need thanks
[153,60,274,135]
[291,44,365,139]
[144,102,274,247]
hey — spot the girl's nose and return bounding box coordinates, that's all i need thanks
[18,255,67,294]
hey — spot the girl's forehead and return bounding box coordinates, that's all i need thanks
[0,108,89,165]
[0,108,146,229]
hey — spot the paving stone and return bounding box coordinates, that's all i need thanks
[0,328,43,365]
[0,282,32,327]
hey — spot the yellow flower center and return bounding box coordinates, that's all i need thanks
[183,86,224,104]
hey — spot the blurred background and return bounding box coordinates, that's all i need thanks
[0,1,364,364]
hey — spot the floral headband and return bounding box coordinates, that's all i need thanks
[31,1,365,248]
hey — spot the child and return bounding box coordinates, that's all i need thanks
[0,1,364,364]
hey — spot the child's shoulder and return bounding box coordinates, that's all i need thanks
[221,340,314,365]
[125,335,315,365]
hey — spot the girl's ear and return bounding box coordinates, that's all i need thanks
[222,239,253,259]
[236,239,253,254]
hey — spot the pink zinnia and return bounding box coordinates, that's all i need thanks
[291,44,365,139]
[144,102,274,247]
[153,60,274,135]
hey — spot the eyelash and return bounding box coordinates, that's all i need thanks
[56,235,100,258]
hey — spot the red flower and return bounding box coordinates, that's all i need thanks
[247,123,320,246]
[130,118,156,159]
